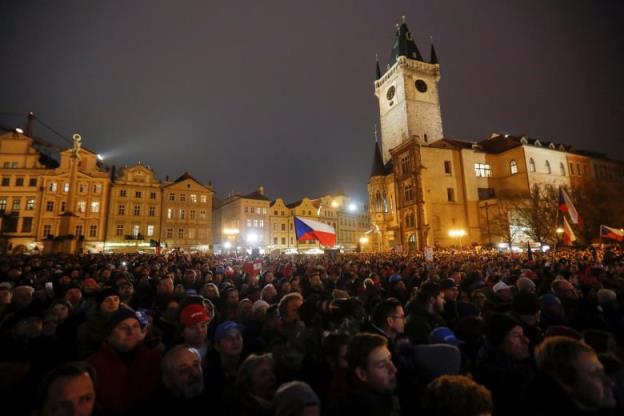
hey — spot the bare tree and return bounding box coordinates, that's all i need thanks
[514,184,559,247]
[483,191,527,249]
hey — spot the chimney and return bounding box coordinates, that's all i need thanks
[110,165,116,181]
[257,185,264,195]
[165,175,169,181]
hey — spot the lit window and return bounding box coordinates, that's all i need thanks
[147,225,154,237]
[190,194,197,203]
[132,225,140,237]
[474,163,492,177]
[167,208,173,219]
[179,209,185,219]
[116,224,124,236]
[91,201,100,213]
[88,225,97,237]
[63,183,69,193]
[48,182,57,192]
[26,198,35,211]
[77,200,86,213]
[200,195,207,203]
[529,158,536,172]
[510,160,518,175]
[93,184,102,193]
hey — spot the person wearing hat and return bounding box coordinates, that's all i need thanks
[474,313,534,416]
[204,320,245,415]
[405,282,447,345]
[440,278,461,329]
[491,280,513,313]
[179,303,212,362]
[511,292,544,355]
[76,288,121,359]
[274,381,320,416]
[86,306,161,416]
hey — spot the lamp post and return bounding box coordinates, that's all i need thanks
[555,227,564,252]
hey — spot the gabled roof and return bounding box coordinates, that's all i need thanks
[286,200,302,209]
[174,171,200,183]
[477,135,524,154]
[429,138,474,150]
[243,190,270,201]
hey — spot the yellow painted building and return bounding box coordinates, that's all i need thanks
[105,163,162,251]
[160,172,214,251]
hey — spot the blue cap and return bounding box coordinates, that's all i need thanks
[214,320,243,341]
[429,326,464,346]
[388,274,402,284]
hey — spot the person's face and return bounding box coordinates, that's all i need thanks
[557,282,578,301]
[183,321,209,347]
[285,298,303,322]
[41,372,95,416]
[502,325,529,360]
[262,286,277,302]
[64,288,82,306]
[166,349,204,399]
[118,284,134,300]
[443,287,458,302]
[108,318,142,353]
[567,351,615,410]
[13,289,33,308]
[280,282,292,294]
[387,306,405,335]
[250,359,276,398]
[99,295,120,314]
[0,289,12,305]
[157,278,174,296]
[183,271,196,286]
[216,330,243,357]
[225,290,239,306]
[355,346,397,393]
[52,304,70,322]
[472,291,487,308]
[203,284,218,299]
[264,272,274,284]
[434,292,445,313]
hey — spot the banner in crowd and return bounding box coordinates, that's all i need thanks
[600,225,624,242]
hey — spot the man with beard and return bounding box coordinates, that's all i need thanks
[144,345,209,414]
[405,282,446,345]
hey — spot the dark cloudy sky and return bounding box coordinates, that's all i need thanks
[1,1,623,203]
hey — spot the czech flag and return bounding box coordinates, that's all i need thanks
[294,216,336,247]
[600,225,624,242]
[559,187,581,225]
[562,216,577,245]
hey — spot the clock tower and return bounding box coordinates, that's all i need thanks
[375,17,443,164]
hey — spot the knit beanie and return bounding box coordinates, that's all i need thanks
[273,381,320,416]
[484,313,520,347]
[106,306,139,334]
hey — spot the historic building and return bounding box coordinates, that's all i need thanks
[105,163,162,251]
[368,18,624,252]
[160,172,214,251]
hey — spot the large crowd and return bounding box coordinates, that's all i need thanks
[0,247,623,416]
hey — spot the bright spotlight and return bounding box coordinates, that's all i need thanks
[246,233,258,244]
[223,241,232,249]
[348,203,358,212]
[15,128,24,134]
[97,154,104,161]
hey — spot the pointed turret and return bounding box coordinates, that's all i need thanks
[430,42,438,64]
[370,141,387,178]
[388,16,423,68]
[375,54,382,80]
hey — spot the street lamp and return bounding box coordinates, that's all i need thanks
[359,236,369,253]
[555,227,564,252]
[448,229,466,249]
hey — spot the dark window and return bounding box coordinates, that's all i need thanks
[15,177,24,187]
[29,178,37,187]
[444,161,452,174]
[21,217,33,233]
[1,177,10,186]
[447,188,455,202]
[478,188,496,200]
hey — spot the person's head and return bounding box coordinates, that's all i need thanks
[222,286,239,306]
[484,313,529,360]
[34,362,96,416]
[516,277,536,294]
[180,304,211,347]
[13,285,34,309]
[492,281,512,302]
[156,276,174,296]
[419,282,445,313]
[182,269,197,287]
[200,282,220,300]
[214,321,244,358]
[440,278,459,302]
[273,381,320,416]
[322,332,350,370]
[261,284,278,303]
[512,292,541,326]
[236,353,276,399]
[116,280,134,303]
[106,307,142,353]
[551,279,577,301]
[279,292,304,324]
[63,286,82,307]
[347,333,397,393]
[535,336,615,411]
[0,282,13,304]
[161,346,204,399]
[251,299,270,321]
[422,375,493,416]
[373,297,405,337]
[50,300,71,322]
[97,288,120,314]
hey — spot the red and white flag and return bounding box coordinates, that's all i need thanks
[559,187,581,225]
[562,216,577,245]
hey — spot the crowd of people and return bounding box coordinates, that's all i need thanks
[0,247,623,416]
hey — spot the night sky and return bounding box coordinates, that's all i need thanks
[1,1,623,204]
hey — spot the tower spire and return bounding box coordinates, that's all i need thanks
[25,112,34,137]
[388,16,423,67]
[375,54,382,80]
[429,36,438,64]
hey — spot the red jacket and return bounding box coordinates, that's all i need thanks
[87,342,162,416]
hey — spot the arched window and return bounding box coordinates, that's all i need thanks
[382,191,388,212]
[375,191,383,212]
[545,160,552,174]
[510,160,518,175]
[529,158,536,172]
[560,162,566,176]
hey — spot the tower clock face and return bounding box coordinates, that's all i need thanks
[415,79,428,93]
[386,86,396,100]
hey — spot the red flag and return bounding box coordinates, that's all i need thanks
[559,188,581,225]
[562,216,577,245]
